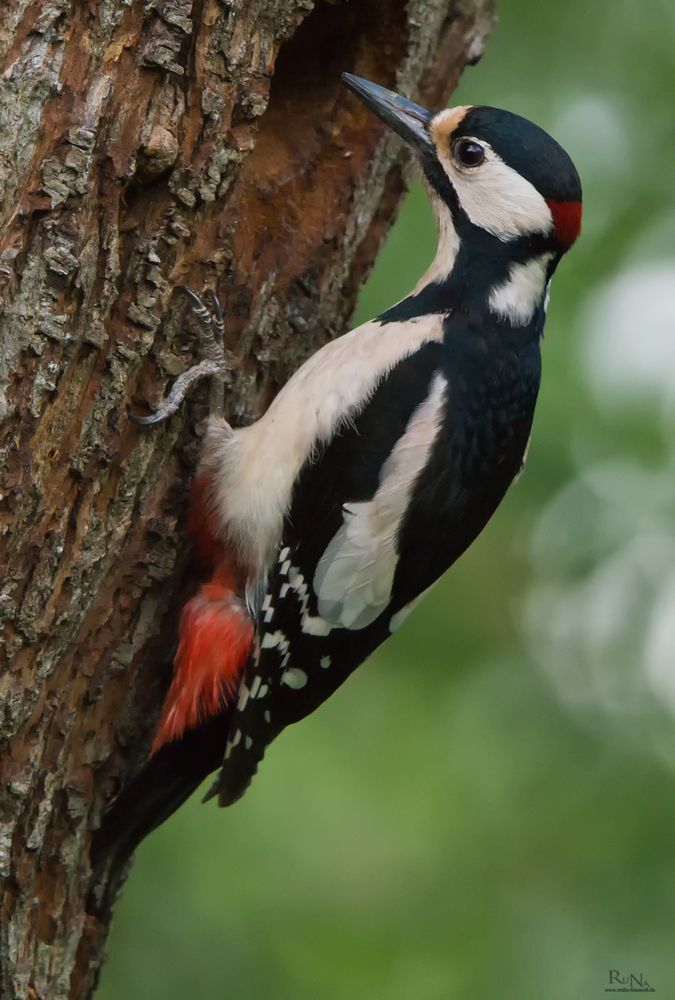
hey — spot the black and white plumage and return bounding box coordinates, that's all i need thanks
[200,77,582,803]
[217,318,540,803]
[94,75,582,876]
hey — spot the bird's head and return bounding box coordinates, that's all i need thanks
[342,73,582,261]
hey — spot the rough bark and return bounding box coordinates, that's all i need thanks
[0,0,495,996]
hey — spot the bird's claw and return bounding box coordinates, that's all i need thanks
[130,287,231,426]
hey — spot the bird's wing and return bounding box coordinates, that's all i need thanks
[312,366,449,630]
[213,333,534,804]
[210,341,452,802]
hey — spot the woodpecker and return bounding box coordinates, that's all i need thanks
[93,74,581,887]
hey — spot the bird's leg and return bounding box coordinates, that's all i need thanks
[131,288,232,426]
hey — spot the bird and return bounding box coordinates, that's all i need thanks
[91,73,582,900]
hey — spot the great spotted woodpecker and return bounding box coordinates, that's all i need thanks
[93,75,581,884]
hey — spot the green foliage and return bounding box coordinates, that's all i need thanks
[99,2,675,996]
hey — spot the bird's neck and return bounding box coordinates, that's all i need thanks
[382,195,555,331]
[412,199,461,294]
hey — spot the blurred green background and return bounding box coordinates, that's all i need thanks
[98,2,675,997]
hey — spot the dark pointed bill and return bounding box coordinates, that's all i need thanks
[342,73,433,154]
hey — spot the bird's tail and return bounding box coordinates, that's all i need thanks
[89,716,227,914]
[89,575,254,912]
[89,476,255,912]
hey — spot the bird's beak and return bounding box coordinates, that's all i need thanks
[342,74,434,155]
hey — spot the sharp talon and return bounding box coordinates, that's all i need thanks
[204,289,225,341]
[180,286,205,311]
[183,287,212,326]
[204,288,222,319]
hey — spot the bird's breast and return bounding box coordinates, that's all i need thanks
[442,329,541,490]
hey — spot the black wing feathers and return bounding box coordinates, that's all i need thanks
[217,324,541,804]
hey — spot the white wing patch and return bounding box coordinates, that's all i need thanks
[199,314,445,576]
[312,371,448,630]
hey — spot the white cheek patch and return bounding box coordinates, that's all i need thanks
[435,133,553,241]
[312,371,448,631]
[489,253,553,325]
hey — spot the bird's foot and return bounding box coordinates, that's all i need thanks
[131,288,232,426]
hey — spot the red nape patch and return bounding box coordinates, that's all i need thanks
[151,565,254,753]
[547,199,582,247]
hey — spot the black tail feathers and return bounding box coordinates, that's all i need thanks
[89,718,227,915]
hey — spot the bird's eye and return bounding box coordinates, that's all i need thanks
[452,138,486,168]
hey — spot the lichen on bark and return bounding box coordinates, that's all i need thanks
[0,0,495,995]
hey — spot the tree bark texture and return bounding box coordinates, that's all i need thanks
[0,0,495,995]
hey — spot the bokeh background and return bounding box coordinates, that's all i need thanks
[98,2,675,997]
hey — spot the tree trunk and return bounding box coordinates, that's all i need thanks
[0,0,495,995]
